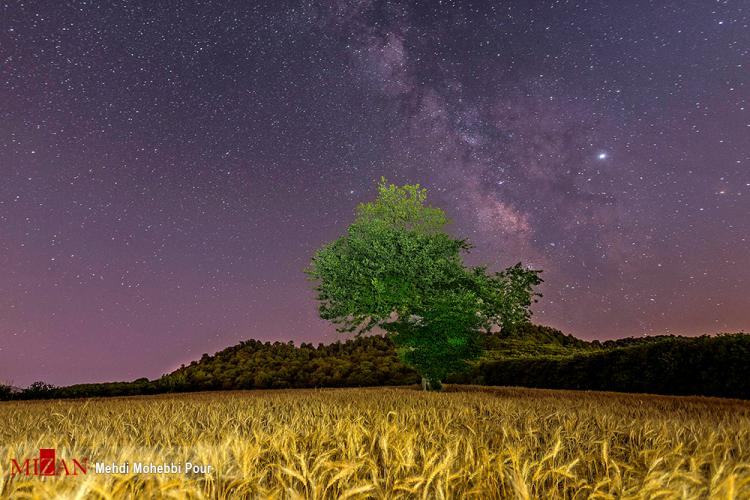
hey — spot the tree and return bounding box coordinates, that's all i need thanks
[307,178,542,390]
[0,383,12,401]
[21,381,56,399]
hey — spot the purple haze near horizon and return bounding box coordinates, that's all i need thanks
[1,1,748,386]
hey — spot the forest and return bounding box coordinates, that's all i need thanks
[3,324,748,400]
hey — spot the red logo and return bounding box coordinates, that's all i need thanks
[10,448,88,476]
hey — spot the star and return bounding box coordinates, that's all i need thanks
[1,0,747,386]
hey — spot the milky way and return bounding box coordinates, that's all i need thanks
[1,1,748,385]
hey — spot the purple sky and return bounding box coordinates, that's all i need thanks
[1,1,748,386]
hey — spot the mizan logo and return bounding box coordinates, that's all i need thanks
[10,448,88,477]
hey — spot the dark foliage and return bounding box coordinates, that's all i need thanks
[498,323,590,348]
[16,381,57,399]
[7,335,420,400]
[0,383,13,400]
[3,326,748,401]
[479,333,750,399]
[159,336,419,392]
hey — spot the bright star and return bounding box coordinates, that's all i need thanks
[597,152,608,160]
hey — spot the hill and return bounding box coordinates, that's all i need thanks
[4,324,749,400]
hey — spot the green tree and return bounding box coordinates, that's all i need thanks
[307,179,542,390]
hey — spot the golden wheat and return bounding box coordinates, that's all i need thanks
[1,386,749,499]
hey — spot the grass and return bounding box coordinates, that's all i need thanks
[1,385,749,499]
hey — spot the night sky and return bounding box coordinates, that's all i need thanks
[1,1,748,386]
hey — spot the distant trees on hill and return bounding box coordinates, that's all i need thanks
[162,335,419,391]
[6,335,421,400]
[476,333,750,399]
[2,325,748,401]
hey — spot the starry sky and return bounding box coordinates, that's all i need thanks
[1,1,748,386]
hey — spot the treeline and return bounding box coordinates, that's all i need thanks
[466,333,750,399]
[161,335,419,391]
[4,335,420,400]
[3,325,749,400]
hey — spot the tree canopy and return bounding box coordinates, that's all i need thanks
[307,179,543,390]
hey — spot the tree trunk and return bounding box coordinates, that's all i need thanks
[421,377,443,391]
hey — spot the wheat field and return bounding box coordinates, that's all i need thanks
[1,386,749,499]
